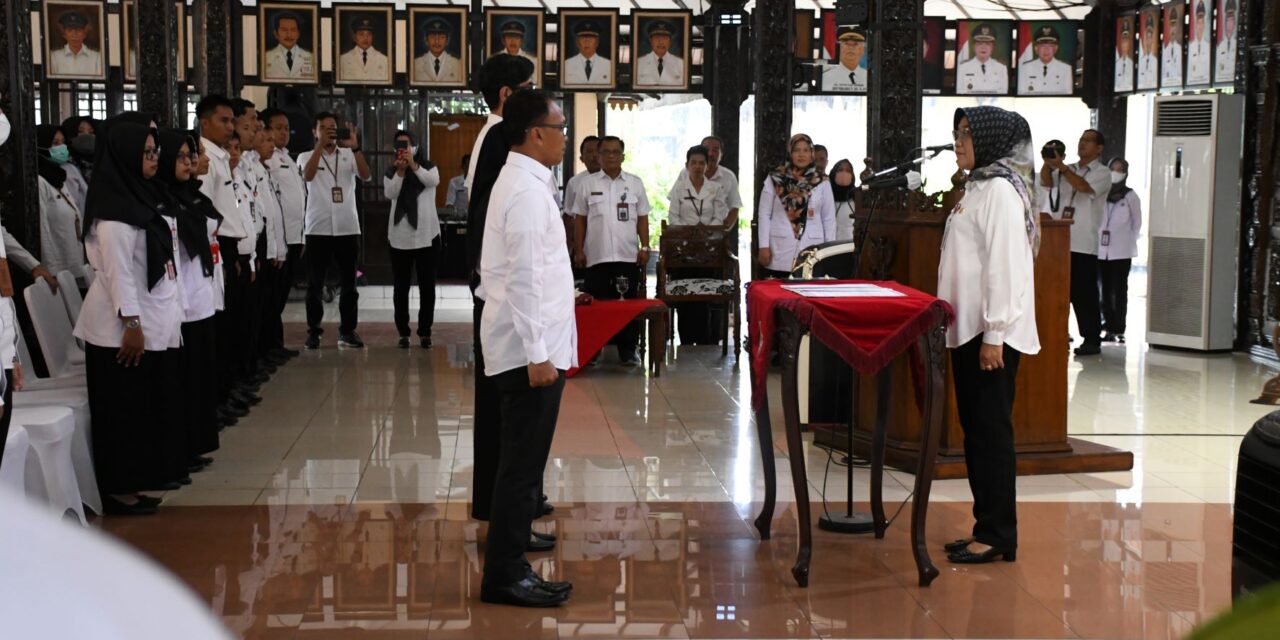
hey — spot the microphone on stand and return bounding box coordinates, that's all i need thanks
[850,142,948,278]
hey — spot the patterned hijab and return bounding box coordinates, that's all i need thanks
[770,133,827,240]
[954,106,1040,256]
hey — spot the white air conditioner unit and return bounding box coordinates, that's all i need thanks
[1146,94,1243,351]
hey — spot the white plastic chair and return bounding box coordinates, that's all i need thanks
[81,264,96,289]
[10,405,86,525]
[0,426,31,492]
[15,323,86,391]
[55,270,83,324]
[15,387,100,516]
[24,279,87,378]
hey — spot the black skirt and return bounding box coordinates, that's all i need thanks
[181,317,220,457]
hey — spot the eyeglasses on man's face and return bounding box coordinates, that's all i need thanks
[529,123,568,134]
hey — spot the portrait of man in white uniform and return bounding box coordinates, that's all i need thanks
[1114,15,1135,92]
[956,22,1009,95]
[633,14,689,90]
[336,9,392,86]
[411,9,467,88]
[44,2,105,81]
[1017,24,1073,95]
[1161,2,1185,88]
[822,25,867,93]
[560,12,616,90]
[1215,0,1238,84]
[1137,8,1160,90]
[1186,0,1213,85]
[260,4,318,84]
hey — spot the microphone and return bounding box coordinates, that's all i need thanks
[923,143,954,152]
[861,170,922,191]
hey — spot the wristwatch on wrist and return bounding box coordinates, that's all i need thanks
[125,318,141,330]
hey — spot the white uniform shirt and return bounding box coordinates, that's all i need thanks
[666,175,729,226]
[1114,53,1135,92]
[938,178,1040,354]
[1161,43,1183,86]
[338,46,389,82]
[1017,57,1073,94]
[822,63,867,92]
[561,169,598,217]
[179,216,224,322]
[465,114,503,194]
[414,51,463,84]
[1215,37,1237,83]
[1099,190,1143,261]
[1138,50,1159,89]
[479,152,577,375]
[0,109,9,145]
[634,52,685,87]
[445,174,469,214]
[0,224,19,376]
[1058,159,1113,255]
[835,198,856,241]
[757,176,836,272]
[63,163,90,214]
[233,152,266,260]
[677,165,744,210]
[572,170,650,266]
[563,54,612,86]
[245,152,286,261]
[267,147,306,245]
[2,228,39,273]
[37,176,84,278]
[264,45,316,80]
[74,219,185,351]
[383,165,442,250]
[49,45,103,77]
[1187,37,1212,84]
[298,147,365,236]
[957,57,1009,94]
[199,138,246,239]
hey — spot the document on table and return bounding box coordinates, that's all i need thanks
[781,283,905,298]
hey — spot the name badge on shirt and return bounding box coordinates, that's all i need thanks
[332,187,344,204]
[167,260,177,280]
[1062,206,1076,220]
[211,239,222,265]
[1101,230,1111,247]
[616,202,629,222]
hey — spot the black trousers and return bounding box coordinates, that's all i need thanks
[584,262,641,358]
[305,234,360,335]
[0,368,13,460]
[471,298,500,520]
[951,336,1022,550]
[278,244,304,336]
[483,366,565,585]
[1070,252,1102,345]
[390,246,437,338]
[242,233,267,370]
[759,268,791,280]
[181,318,220,458]
[86,344,184,494]
[215,237,246,399]
[255,244,284,355]
[671,267,718,346]
[1098,258,1132,336]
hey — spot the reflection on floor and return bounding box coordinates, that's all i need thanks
[94,280,1275,638]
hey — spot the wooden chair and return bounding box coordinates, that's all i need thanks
[656,221,740,358]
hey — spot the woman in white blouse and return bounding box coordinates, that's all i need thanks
[756,133,835,277]
[1099,158,1141,344]
[383,131,441,349]
[937,106,1041,564]
[36,125,86,283]
[666,145,731,345]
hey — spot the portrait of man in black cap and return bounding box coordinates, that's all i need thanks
[822,24,867,93]
[1115,15,1136,92]
[1017,22,1073,95]
[561,11,616,88]
[1138,6,1161,90]
[956,21,1009,94]
[261,3,318,83]
[1161,2,1184,88]
[486,10,542,83]
[633,12,690,89]
[411,8,466,87]
[1186,0,1212,85]
[44,0,105,80]
[336,7,392,85]
[1215,0,1238,84]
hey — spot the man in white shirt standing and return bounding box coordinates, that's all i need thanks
[263,12,316,82]
[1215,0,1237,84]
[230,99,269,397]
[414,18,463,85]
[49,11,103,78]
[262,109,306,356]
[562,136,600,239]
[562,20,612,87]
[248,123,290,367]
[338,16,389,84]
[1017,25,1073,95]
[957,23,1008,94]
[572,136,650,367]
[1041,128,1112,356]
[299,113,372,349]
[634,20,686,88]
[477,88,576,609]
[1186,0,1212,84]
[444,154,471,216]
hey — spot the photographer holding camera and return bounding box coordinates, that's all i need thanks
[1036,140,1066,219]
[1040,129,1111,356]
[383,130,440,349]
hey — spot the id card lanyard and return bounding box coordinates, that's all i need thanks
[616,186,631,222]
[322,152,344,204]
[1062,164,1090,219]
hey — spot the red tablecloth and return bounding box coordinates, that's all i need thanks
[567,299,667,377]
[747,280,954,411]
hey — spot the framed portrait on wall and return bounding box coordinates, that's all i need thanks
[558,10,617,90]
[43,0,107,81]
[122,1,186,83]
[484,9,542,84]
[955,20,1012,95]
[1016,21,1076,96]
[1114,14,1136,92]
[631,11,691,91]
[259,2,319,84]
[1185,0,1212,86]
[1137,5,1161,90]
[923,18,944,94]
[333,4,393,86]
[1161,1,1185,89]
[409,7,467,88]
[1214,0,1238,85]
[821,24,867,93]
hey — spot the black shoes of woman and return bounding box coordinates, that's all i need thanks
[947,545,1016,564]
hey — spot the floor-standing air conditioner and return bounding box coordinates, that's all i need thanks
[1146,93,1244,351]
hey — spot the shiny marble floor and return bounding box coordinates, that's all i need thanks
[94,280,1273,638]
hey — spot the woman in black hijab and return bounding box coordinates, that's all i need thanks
[382,130,441,349]
[35,124,86,281]
[829,158,857,241]
[72,122,189,515]
[58,116,96,210]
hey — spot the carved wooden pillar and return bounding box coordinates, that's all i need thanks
[0,0,40,249]
[708,0,748,178]
[751,0,793,276]
[1239,0,1280,350]
[136,0,182,126]
[193,0,232,97]
[1086,2,1127,160]
[865,0,922,170]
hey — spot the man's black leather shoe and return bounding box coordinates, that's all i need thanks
[480,576,568,607]
[531,530,557,543]
[527,533,556,552]
[526,570,572,595]
[537,500,555,518]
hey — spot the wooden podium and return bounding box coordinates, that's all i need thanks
[811,189,1133,480]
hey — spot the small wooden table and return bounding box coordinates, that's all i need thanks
[569,299,669,378]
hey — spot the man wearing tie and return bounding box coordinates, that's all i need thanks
[338,16,389,83]
[414,18,463,85]
[1137,13,1159,90]
[263,12,315,81]
[1017,25,1073,95]
[1114,18,1135,92]
[957,23,1008,94]
[821,26,867,92]
[1186,0,1211,85]
[1161,5,1184,87]
[562,20,612,87]
[634,20,686,88]
[1215,0,1237,84]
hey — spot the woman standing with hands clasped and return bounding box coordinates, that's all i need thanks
[756,134,835,278]
[383,130,441,349]
[937,106,1041,563]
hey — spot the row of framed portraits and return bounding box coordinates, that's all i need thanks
[1115,0,1237,93]
[40,0,185,82]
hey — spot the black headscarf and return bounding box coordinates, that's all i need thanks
[36,124,67,189]
[154,128,216,277]
[1107,158,1132,203]
[59,115,94,143]
[953,106,1040,255]
[83,122,175,289]
[830,158,855,202]
[383,131,436,229]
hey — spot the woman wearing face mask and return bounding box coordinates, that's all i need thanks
[59,115,96,211]
[1098,158,1141,344]
[830,159,857,241]
[36,125,87,284]
[383,130,441,349]
[756,133,835,278]
[937,106,1041,564]
[73,122,188,516]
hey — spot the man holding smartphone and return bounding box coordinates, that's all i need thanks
[299,112,372,349]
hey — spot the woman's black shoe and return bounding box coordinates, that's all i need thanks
[943,537,975,552]
[135,494,162,507]
[421,337,432,349]
[144,481,182,491]
[176,475,192,486]
[192,455,214,466]
[947,546,1016,564]
[398,337,411,349]
[103,496,158,516]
